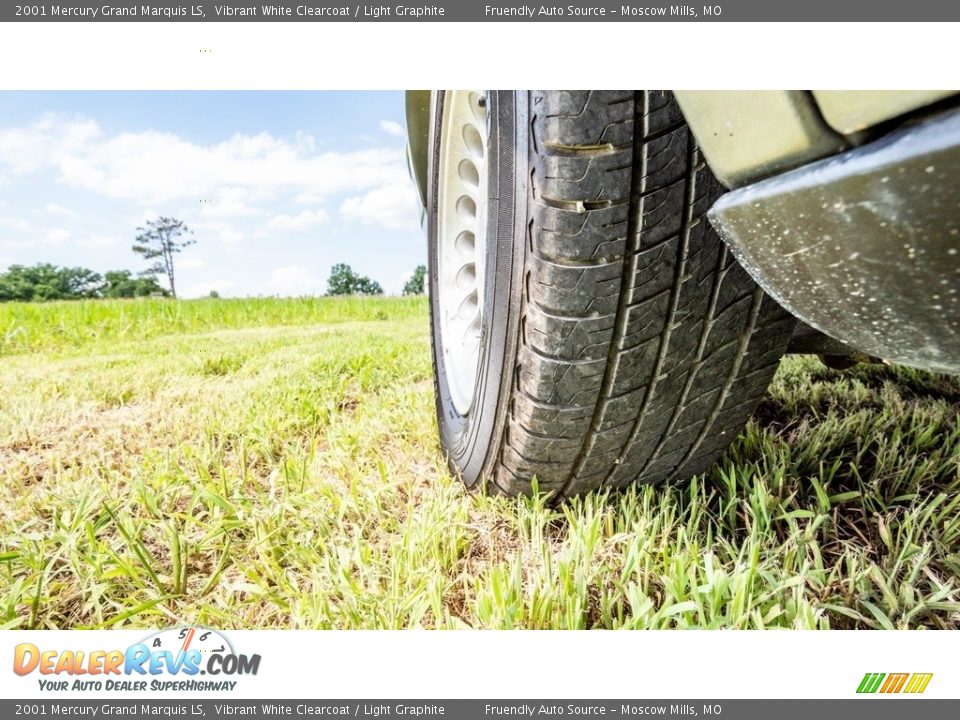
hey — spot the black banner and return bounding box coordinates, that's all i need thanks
[2,700,959,719]
[3,0,959,22]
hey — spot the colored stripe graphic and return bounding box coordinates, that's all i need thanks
[880,673,909,693]
[857,673,885,693]
[904,674,934,694]
[857,672,932,694]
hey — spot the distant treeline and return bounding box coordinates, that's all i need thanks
[0,263,168,302]
[1,260,428,302]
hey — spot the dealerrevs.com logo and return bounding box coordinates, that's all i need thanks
[13,627,261,692]
[857,673,933,694]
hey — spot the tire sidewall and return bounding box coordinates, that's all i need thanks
[428,90,528,488]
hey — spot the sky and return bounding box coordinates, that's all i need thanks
[0,91,425,297]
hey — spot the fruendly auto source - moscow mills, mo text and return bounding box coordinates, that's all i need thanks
[484,4,711,17]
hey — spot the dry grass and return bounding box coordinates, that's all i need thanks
[1,296,959,629]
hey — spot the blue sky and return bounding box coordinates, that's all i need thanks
[0,91,425,296]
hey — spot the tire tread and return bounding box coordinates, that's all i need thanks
[491,90,794,498]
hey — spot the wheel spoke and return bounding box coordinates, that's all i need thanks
[437,90,489,415]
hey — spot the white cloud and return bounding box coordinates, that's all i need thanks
[195,220,244,247]
[293,191,325,205]
[45,203,75,217]
[77,234,119,248]
[130,209,158,228]
[0,216,35,249]
[0,226,117,250]
[0,255,11,269]
[0,221,122,250]
[0,115,100,174]
[180,278,236,299]
[0,115,408,204]
[379,120,405,138]
[219,228,243,246]
[265,265,323,296]
[0,215,29,231]
[263,209,329,232]
[340,183,419,230]
[199,187,263,220]
[44,228,71,247]
[177,257,206,271]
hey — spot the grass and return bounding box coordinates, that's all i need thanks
[0,295,425,356]
[1,296,958,629]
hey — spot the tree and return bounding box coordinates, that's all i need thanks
[402,265,427,295]
[327,263,358,296]
[102,270,169,298]
[0,263,174,302]
[326,263,384,296]
[354,276,383,295]
[0,263,103,302]
[132,217,194,299]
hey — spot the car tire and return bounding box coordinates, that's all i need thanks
[427,90,795,499]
